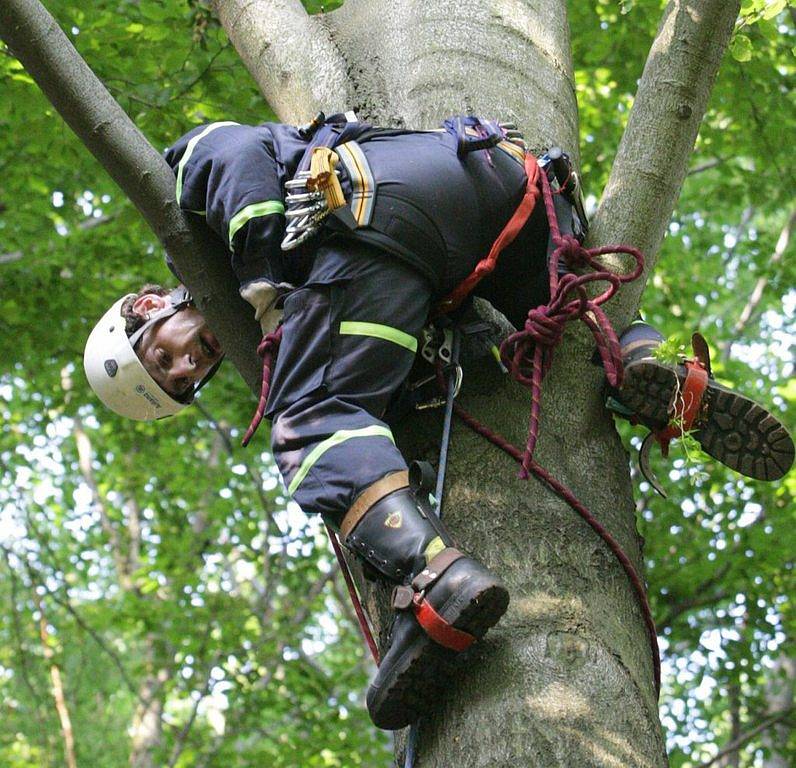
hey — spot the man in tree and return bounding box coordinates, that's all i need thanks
[84,116,793,730]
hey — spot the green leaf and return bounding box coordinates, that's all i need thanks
[730,34,753,61]
[762,0,787,20]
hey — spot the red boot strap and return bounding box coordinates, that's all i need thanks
[413,593,476,652]
[653,359,709,456]
[390,548,476,652]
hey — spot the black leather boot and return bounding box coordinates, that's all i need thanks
[342,480,509,730]
[610,322,793,480]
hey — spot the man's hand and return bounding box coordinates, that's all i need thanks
[240,279,288,335]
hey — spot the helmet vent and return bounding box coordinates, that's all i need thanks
[104,359,119,377]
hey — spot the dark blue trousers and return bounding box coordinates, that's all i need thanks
[267,193,553,523]
[267,239,433,521]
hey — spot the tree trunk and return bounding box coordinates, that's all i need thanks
[216,1,737,765]
[2,0,741,765]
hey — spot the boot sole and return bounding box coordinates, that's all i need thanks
[367,579,509,730]
[620,359,794,480]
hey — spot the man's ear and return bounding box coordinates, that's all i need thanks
[132,293,169,318]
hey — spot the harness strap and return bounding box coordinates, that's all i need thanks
[436,152,542,315]
[444,115,505,157]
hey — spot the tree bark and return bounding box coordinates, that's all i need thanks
[3,0,742,765]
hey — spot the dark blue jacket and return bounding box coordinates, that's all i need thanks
[163,120,529,291]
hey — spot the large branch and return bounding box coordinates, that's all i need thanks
[0,0,261,392]
[590,0,741,328]
[212,0,351,123]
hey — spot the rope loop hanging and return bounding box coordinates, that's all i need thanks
[497,166,645,473]
[241,325,283,447]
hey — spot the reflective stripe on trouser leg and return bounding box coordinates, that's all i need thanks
[288,425,396,496]
[267,241,432,521]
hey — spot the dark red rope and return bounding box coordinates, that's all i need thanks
[449,401,661,694]
[241,325,283,447]
[499,168,644,477]
[326,523,381,664]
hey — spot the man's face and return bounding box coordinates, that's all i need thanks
[132,294,222,400]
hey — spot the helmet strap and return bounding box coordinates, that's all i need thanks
[125,288,223,401]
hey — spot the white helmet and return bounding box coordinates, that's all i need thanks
[83,288,219,421]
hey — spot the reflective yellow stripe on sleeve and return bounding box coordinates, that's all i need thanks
[228,200,286,250]
[339,321,418,354]
[288,426,395,496]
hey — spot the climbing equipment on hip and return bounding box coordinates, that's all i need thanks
[282,111,368,250]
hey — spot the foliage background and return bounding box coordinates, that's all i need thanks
[0,1,793,766]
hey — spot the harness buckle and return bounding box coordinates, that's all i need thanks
[420,327,453,365]
[391,585,414,611]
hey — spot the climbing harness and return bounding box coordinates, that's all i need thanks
[638,333,711,498]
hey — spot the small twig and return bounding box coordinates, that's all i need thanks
[687,158,725,177]
[697,707,794,768]
[723,207,795,360]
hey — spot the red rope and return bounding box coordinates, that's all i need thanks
[436,152,542,315]
[437,160,660,695]
[241,325,283,447]
[326,523,381,664]
[449,401,661,694]
[500,168,644,476]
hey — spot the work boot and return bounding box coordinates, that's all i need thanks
[341,476,509,730]
[611,322,794,481]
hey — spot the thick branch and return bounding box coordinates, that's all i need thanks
[211,0,350,123]
[0,0,261,391]
[590,0,741,327]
